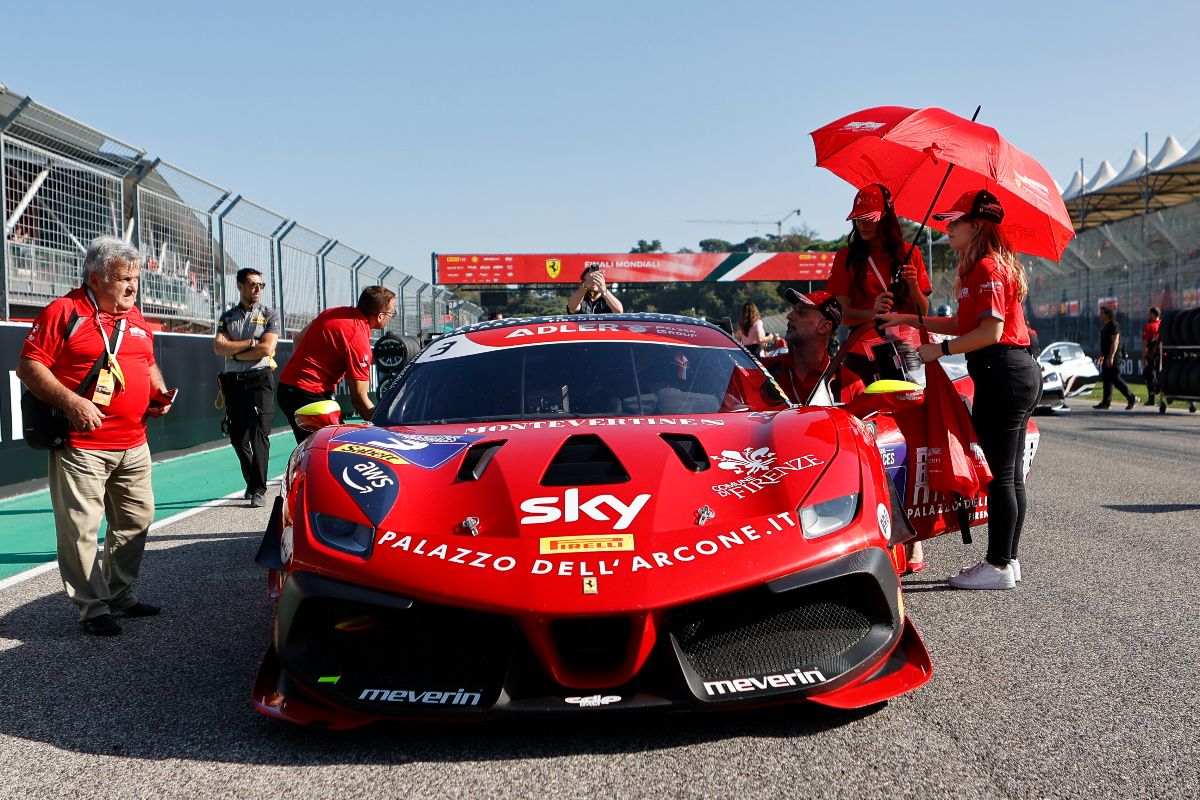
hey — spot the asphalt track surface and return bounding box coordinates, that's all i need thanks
[0,406,1197,799]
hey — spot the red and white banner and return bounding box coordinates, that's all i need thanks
[433,252,836,285]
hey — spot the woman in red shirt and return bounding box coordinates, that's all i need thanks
[827,184,931,384]
[878,189,1041,591]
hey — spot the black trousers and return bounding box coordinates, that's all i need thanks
[1100,363,1133,404]
[1143,363,1159,397]
[968,349,1042,566]
[277,383,333,443]
[218,370,275,494]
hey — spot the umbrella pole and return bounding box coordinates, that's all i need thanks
[895,105,984,327]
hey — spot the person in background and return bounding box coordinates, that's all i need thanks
[277,286,396,442]
[16,236,173,635]
[736,302,779,357]
[1141,306,1162,406]
[1094,306,1137,410]
[878,189,1040,591]
[760,289,863,405]
[827,184,931,384]
[568,265,623,313]
[214,268,280,507]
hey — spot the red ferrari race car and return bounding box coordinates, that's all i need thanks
[253,313,1038,728]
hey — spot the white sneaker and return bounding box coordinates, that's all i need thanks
[1011,559,1022,582]
[948,561,1015,590]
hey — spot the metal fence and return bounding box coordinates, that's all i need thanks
[1025,198,1200,355]
[0,87,483,336]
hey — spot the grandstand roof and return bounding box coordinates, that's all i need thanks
[0,84,144,175]
[1062,133,1200,231]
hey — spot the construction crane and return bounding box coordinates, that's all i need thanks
[686,208,803,239]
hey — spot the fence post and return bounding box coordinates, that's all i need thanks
[350,253,370,300]
[397,274,413,335]
[316,239,338,311]
[216,195,243,315]
[268,218,293,335]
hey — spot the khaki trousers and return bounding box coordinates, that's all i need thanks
[48,443,155,621]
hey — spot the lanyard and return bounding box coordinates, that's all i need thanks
[85,287,128,388]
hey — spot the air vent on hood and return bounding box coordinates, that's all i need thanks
[660,434,710,472]
[541,434,630,486]
[457,440,506,481]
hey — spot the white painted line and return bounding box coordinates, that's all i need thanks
[0,472,284,593]
[0,431,293,504]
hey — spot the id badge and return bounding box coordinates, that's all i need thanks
[93,368,115,407]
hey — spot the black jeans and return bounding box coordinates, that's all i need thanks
[1143,363,1159,398]
[218,370,275,494]
[1100,363,1133,404]
[968,349,1041,566]
[277,383,333,443]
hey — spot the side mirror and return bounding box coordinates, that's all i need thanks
[294,400,343,432]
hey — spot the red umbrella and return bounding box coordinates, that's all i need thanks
[811,106,1075,261]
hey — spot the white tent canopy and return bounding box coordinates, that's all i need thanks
[1148,136,1187,171]
[1062,134,1200,230]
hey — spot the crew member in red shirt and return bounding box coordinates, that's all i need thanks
[277,285,397,441]
[878,189,1040,591]
[761,290,864,405]
[17,236,174,635]
[1141,306,1162,405]
[826,184,932,383]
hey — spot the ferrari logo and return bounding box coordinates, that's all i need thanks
[582,577,598,595]
[545,258,562,279]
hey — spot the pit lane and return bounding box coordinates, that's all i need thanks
[0,406,1196,799]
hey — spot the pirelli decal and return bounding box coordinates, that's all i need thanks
[331,443,406,465]
[539,534,635,555]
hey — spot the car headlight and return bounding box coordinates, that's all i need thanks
[798,493,859,539]
[309,512,374,557]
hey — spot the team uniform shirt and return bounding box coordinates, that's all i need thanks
[827,245,931,349]
[217,301,280,373]
[956,256,1030,347]
[21,288,157,450]
[760,351,865,405]
[1100,320,1120,360]
[278,306,372,394]
[1142,319,1161,358]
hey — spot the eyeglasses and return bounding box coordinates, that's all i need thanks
[381,308,397,318]
[243,282,266,289]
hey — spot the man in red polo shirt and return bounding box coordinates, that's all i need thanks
[17,236,174,636]
[277,285,397,441]
[760,289,865,404]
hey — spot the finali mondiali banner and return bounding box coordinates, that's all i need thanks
[433,252,836,285]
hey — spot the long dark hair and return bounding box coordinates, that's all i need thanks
[738,302,760,336]
[846,199,913,312]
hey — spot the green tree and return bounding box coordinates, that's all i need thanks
[630,239,662,253]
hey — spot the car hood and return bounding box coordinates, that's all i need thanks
[294,410,874,613]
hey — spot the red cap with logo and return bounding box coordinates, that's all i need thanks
[933,189,1005,223]
[846,184,890,222]
[784,288,843,327]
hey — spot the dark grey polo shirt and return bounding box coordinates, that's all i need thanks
[217,301,280,373]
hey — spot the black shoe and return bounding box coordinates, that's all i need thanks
[1093,403,1110,409]
[244,488,252,500]
[251,491,267,508]
[118,602,161,617]
[80,614,122,636]
[1126,396,1139,410]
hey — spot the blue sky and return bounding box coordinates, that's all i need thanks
[4,0,1198,284]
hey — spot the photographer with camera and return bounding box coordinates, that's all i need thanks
[567,264,623,314]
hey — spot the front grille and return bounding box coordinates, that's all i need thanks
[282,597,512,711]
[550,616,632,671]
[671,574,889,681]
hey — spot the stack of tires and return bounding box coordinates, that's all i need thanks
[373,333,422,400]
[1158,309,1200,399]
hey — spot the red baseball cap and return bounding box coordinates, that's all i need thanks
[784,288,843,327]
[846,184,889,222]
[933,189,1005,223]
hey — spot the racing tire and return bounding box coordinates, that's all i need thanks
[1163,310,1186,347]
[1190,309,1200,348]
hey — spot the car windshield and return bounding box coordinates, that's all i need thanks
[377,340,785,425]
